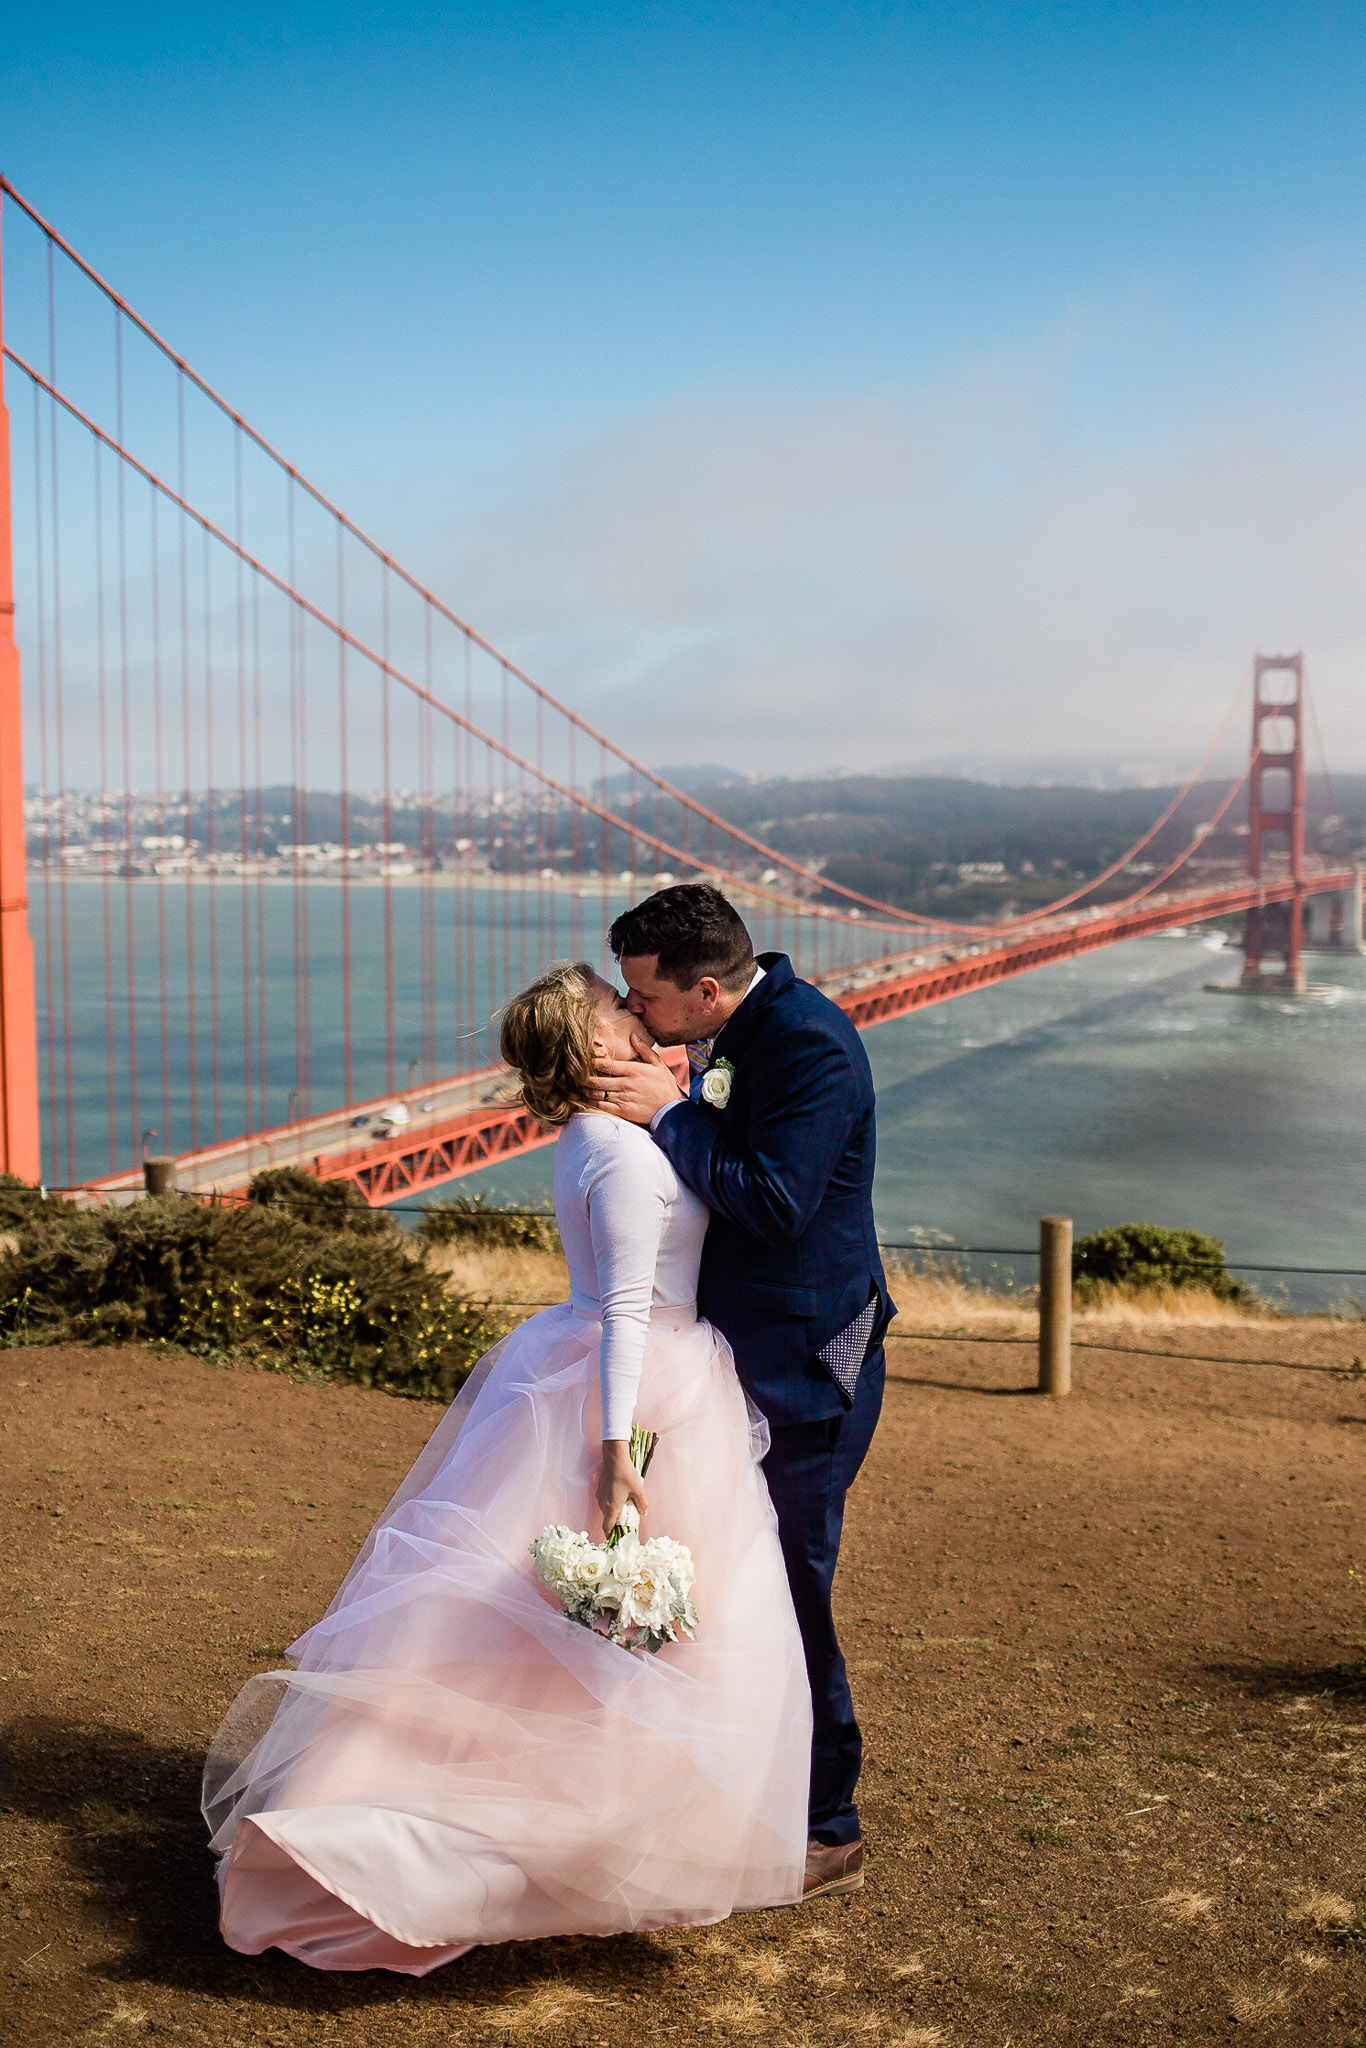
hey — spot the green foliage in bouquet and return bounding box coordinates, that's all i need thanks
[0,1171,506,1396]
[1072,1221,1245,1303]
[416,1193,561,1255]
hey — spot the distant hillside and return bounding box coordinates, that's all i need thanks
[677,772,1366,918]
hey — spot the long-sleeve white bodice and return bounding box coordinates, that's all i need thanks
[553,1112,709,1440]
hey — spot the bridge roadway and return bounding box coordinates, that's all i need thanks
[80,866,1359,1208]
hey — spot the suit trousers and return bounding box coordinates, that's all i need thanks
[760,1349,885,1846]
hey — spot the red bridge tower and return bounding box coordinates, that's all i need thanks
[1240,652,1307,994]
[0,197,40,1180]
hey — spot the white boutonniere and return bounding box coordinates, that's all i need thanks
[700,1057,735,1109]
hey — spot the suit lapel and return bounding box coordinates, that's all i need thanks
[712,952,794,1068]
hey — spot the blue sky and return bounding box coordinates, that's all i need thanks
[5,3,1366,775]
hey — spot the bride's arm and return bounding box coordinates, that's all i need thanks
[582,1129,670,1534]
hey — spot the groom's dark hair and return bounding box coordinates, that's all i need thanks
[609,883,756,992]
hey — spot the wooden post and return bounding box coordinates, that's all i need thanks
[1038,1214,1072,1396]
[143,1156,177,1196]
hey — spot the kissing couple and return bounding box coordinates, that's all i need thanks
[204,882,896,1971]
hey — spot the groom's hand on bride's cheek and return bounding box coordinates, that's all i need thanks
[594,1031,686,1125]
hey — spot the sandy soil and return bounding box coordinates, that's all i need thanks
[3,1320,1366,2046]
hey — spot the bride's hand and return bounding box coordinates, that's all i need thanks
[596,1439,648,1537]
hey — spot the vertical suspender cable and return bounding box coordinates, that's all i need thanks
[251,574,269,1122]
[115,313,140,1159]
[568,724,583,959]
[177,371,199,1150]
[92,439,118,1168]
[534,696,545,973]
[599,741,610,971]
[627,768,638,933]
[500,666,512,1012]
[516,755,527,994]
[203,527,222,1141]
[31,383,57,1181]
[282,483,296,1122]
[288,476,312,1116]
[456,712,466,1081]
[381,562,395,1094]
[336,516,352,1109]
[463,636,476,1071]
[46,244,75,1184]
[486,670,498,1028]
[233,426,253,1136]
[421,606,436,1085]
[149,486,171,1146]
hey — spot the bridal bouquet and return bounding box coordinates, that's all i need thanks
[530,1427,698,1655]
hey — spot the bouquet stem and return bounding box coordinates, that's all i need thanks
[605,1427,657,1548]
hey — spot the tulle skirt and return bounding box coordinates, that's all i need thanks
[202,1303,812,1973]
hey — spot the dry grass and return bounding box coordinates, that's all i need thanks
[881,1257,1273,1336]
[1287,1887,1356,1930]
[1228,1983,1290,2024]
[1153,1887,1217,1922]
[425,1238,570,1307]
[735,1952,790,1985]
[701,1994,769,2032]
[476,1983,603,2031]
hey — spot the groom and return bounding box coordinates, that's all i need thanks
[596,882,894,1902]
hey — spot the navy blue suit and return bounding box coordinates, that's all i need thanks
[652,953,894,1843]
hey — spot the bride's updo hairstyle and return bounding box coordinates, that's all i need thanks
[499,962,602,1126]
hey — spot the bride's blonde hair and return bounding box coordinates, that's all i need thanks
[499,962,601,1127]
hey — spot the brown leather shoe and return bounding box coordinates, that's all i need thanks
[802,1836,865,1900]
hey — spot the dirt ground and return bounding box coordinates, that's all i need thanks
[3,1320,1366,2047]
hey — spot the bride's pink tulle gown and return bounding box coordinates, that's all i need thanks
[203,1269,811,1970]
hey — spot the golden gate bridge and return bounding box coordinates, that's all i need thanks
[0,177,1359,1206]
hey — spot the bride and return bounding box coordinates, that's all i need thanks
[202,963,812,1972]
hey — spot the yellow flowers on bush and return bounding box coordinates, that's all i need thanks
[0,1169,507,1399]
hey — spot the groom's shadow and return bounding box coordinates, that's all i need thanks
[2,1714,680,2017]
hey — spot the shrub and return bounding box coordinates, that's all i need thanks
[0,1174,507,1397]
[1072,1222,1244,1302]
[244,1165,392,1235]
[0,1172,77,1232]
[416,1193,561,1255]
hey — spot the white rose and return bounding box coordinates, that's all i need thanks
[563,1544,609,1591]
[700,1065,732,1108]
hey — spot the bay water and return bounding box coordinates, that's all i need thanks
[33,886,1366,1311]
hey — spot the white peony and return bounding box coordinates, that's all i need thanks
[645,1534,696,1596]
[700,1063,732,1108]
[615,1547,681,1635]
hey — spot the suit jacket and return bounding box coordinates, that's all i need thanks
[652,952,895,1426]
